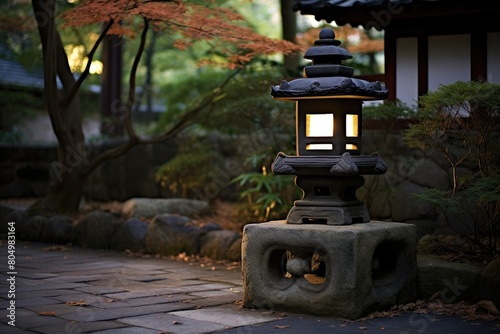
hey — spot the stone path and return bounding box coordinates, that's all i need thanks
[0,242,498,333]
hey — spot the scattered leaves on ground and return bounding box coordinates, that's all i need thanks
[42,245,71,252]
[38,311,57,316]
[358,299,500,322]
[65,300,90,307]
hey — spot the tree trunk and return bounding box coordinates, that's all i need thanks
[30,0,88,214]
[281,0,299,75]
[100,30,123,137]
[27,1,251,215]
[30,167,87,215]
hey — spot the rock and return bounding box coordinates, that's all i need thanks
[479,258,500,307]
[0,179,36,198]
[0,204,15,220]
[389,181,435,222]
[121,198,209,219]
[41,215,73,244]
[200,230,240,260]
[20,215,46,241]
[226,237,242,262]
[417,254,483,302]
[110,218,148,252]
[145,214,200,256]
[405,219,436,240]
[72,211,119,249]
[367,190,392,219]
[358,175,392,219]
[418,234,436,245]
[1,209,29,235]
[200,222,223,234]
[408,159,450,190]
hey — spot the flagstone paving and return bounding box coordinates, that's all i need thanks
[0,242,498,333]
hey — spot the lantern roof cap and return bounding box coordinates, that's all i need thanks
[271,28,388,100]
[304,28,352,63]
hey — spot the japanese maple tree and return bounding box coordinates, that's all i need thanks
[28,0,298,214]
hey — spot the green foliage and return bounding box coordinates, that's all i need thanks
[156,63,294,136]
[232,168,299,222]
[0,130,24,144]
[363,99,415,121]
[0,90,41,143]
[404,81,500,256]
[155,137,223,199]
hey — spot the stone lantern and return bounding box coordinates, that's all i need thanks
[270,28,388,226]
[242,28,417,319]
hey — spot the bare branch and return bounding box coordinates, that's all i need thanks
[32,0,64,143]
[85,68,241,174]
[123,16,150,140]
[139,68,242,144]
[85,139,138,176]
[62,19,114,108]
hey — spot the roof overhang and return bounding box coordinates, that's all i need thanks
[293,0,500,30]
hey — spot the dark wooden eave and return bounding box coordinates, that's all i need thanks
[293,0,500,30]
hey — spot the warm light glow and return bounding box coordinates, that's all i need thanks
[307,144,333,150]
[346,144,358,150]
[83,58,103,75]
[306,114,334,137]
[66,44,86,73]
[346,114,358,137]
[65,44,102,74]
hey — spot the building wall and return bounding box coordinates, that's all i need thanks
[392,30,500,107]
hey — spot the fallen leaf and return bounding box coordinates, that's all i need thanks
[103,298,114,303]
[429,291,441,301]
[477,300,500,315]
[42,245,71,252]
[274,325,291,329]
[65,300,89,307]
[172,320,182,325]
[38,311,57,316]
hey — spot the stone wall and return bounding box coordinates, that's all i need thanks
[0,130,463,236]
[0,140,178,201]
[358,128,459,238]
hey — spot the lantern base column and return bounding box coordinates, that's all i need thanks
[287,204,369,225]
[287,174,369,225]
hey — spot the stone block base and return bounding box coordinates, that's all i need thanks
[242,221,417,319]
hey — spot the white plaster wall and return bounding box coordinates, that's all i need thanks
[396,37,418,107]
[428,34,471,92]
[19,114,100,143]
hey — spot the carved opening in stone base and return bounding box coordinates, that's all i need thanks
[283,250,326,285]
[302,218,328,224]
[268,249,289,285]
[371,241,404,284]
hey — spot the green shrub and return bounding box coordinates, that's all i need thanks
[232,166,299,222]
[404,81,500,257]
[155,136,223,199]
